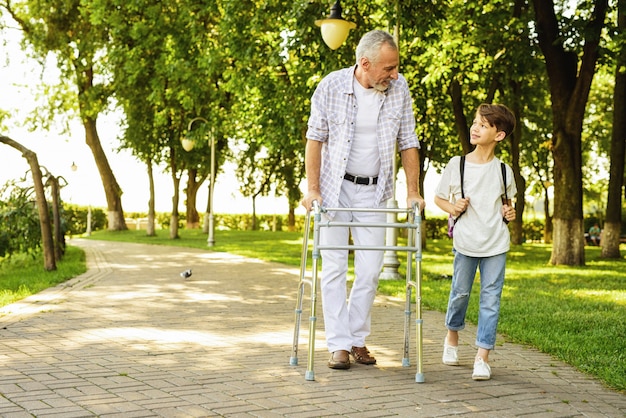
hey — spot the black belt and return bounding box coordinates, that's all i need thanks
[344,173,378,185]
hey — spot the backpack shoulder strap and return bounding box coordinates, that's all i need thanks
[501,162,511,224]
[501,162,507,201]
[460,155,466,198]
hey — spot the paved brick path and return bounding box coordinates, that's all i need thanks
[0,239,623,417]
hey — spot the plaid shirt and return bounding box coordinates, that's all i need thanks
[306,65,420,210]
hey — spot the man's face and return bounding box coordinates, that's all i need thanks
[363,44,399,92]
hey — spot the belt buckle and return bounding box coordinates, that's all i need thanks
[345,173,375,185]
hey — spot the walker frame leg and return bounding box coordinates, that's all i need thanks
[402,210,425,382]
[305,210,322,380]
[413,212,425,382]
[290,211,311,367]
[402,272,412,367]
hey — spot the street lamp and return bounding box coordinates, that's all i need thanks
[380,2,403,280]
[182,117,216,247]
[70,162,92,237]
[315,0,356,50]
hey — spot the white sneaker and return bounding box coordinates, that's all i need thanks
[442,339,459,365]
[472,357,491,380]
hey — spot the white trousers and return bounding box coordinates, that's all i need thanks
[320,180,385,352]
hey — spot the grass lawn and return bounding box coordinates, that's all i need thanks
[0,246,87,307]
[1,228,624,393]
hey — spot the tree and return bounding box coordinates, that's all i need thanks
[602,0,626,258]
[0,136,55,270]
[95,0,229,237]
[43,168,66,261]
[528,137,555,242]
[409,0,547,247]
[2,0,128,231]
[101,0,166,236]
[532,0,609,265]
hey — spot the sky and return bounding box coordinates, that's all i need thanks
[0,23,444,217]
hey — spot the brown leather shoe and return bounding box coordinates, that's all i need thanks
[351,346,376,365]
[328,350,351,369]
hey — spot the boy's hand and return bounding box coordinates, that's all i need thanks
[502,204,516,222]
[453,197,470,217]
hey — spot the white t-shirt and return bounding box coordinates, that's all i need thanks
[345,77,382,177]
[435,156,516,257]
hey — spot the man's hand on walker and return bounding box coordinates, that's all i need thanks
[407,194,426,212]
[302,192,322,212]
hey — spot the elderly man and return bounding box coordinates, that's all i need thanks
[302,30,424,370]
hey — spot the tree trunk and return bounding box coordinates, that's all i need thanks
[146,160,156,237]
[509,90,526,245]
[532,0,608,265]
[287,205,295,232]
[29,156,56,271]
[47,175,64,261]
[203,181,210,234]
[0,136,56,271]
[449,79,471,154]
[550,128,585,265]
[169,212,179,239]
[543,189,553,243]
[185,168,204,229]
[552,218,586,264]
[83,118,127,231]
[601,222,622,256]
[170,149,181,239]
[602,0,626,259]
[251,197,257,231]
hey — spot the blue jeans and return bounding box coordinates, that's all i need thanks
[445,250,506,350]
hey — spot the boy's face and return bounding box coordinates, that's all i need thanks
[470,112,505,146]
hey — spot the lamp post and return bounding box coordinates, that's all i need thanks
[380,1,403,280]
[314,1,401,279]
[70,162,92,237]
[182,117,216,247]
[315,0,356,50]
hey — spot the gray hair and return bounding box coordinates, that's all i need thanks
[355,30,397,65]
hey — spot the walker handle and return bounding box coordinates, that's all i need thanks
[312,200,321,213]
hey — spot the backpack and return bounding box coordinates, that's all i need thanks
[447,156,508,238]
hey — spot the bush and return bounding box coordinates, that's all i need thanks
[523,219,545,242]
[0,182,42,257]
[62,204,106,235]
[424,216,553,242]
[59,206,621,242]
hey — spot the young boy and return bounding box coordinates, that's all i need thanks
[434,103,517,381]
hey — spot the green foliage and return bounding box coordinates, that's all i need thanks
[426,216,560,243]
[0,181,42,257]
[62,204,106,235]
[522,219,546,242]
[3,1,620,253]
[217,213,307,232]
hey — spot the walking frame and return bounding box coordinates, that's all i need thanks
[289,201,425,382]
